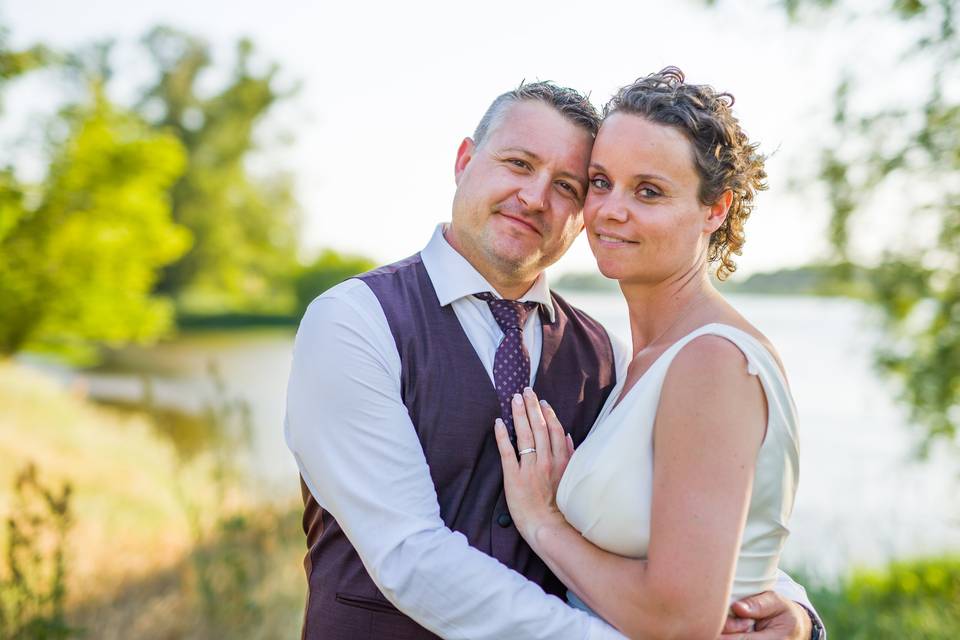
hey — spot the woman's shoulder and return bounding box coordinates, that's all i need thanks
[667,331,756,390]
[657,328,768,449]
[663,318,790,406]
[691,307,789,382]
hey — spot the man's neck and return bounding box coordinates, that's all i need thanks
[442,225,540,300]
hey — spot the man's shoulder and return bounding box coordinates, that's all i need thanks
[297,278,396,356]
[355,253,423,282]
[309,253,423,310]
[315,276,376,306]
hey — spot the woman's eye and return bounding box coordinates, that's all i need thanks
[589,177,609,190]
[638,186,661,198]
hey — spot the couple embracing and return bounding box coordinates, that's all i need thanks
[285,68,825,639]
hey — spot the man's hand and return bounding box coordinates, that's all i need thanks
[718,591,812,639]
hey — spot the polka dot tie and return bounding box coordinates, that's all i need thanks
[474,292,540,435]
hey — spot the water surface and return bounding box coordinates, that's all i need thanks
[38,293,960,578]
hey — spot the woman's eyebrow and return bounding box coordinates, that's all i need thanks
[590,162,673,186]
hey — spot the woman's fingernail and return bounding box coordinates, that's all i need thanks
[524,386,533,394]
[539,399,549,407]
[513,393,522,404]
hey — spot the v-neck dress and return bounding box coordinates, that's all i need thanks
[556,323,800,603]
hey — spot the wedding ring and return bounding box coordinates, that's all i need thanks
[518,448,536,456]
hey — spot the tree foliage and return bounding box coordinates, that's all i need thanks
[137,27,300,312]
[0,86,189,360]
[767,0,960,451]
[0,27,48,95]
[808,555,960,639]
[293,250,376,319]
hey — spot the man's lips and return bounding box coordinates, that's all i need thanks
[497,212,542,236]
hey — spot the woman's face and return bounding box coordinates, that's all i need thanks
[584,113,727,285]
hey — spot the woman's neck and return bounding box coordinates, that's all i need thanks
[621,264,717,357]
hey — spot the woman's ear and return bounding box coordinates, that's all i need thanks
[705,190,733,233]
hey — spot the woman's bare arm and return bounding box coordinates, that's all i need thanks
[496,335,767,640]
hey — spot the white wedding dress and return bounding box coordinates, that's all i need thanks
[556,323,800,608]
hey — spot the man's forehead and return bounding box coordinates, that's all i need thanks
[485,101,592,144]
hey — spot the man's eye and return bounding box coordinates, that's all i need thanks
[508,159,530,169]
[589,177,610,190]
[557,181,575,194]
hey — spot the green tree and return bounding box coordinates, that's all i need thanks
[0,26,48,95]
[713,0,960,451]
[809,556,960,639]
[0,86,189,360]
[137,27,300,313]
[293,250,376,319]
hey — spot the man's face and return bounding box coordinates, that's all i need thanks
[447,100,593,285]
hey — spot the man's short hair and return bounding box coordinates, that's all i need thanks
[472,81,600,146]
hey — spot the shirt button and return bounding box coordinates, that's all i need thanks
[496,513,512,528]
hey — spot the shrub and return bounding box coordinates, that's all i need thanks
[810,556,960,639]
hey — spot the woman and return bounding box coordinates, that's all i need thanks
[493,67,800,639]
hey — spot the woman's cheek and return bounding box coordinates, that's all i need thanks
[582,197,599,227]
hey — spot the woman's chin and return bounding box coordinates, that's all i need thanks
[595,258,628,281]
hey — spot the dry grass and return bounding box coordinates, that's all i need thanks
[0,361,307,638]
[0,362,197,597]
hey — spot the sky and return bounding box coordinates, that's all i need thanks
[1,0,911,277]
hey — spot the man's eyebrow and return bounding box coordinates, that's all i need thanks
[589,162,674,186]
[499,146,539,160]
[500,147,587,191]
[557,170,587,192]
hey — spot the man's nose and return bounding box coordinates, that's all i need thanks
[517,176,550,213]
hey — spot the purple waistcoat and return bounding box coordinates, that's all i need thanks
[300,254,617,640]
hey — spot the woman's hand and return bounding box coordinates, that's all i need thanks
[493,388,575,546]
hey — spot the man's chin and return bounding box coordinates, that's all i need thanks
[484,243,543,275]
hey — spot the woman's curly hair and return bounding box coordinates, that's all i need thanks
[603,67,767,280]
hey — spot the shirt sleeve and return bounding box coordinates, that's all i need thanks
[284,284,624,640]
[773,569,825,637]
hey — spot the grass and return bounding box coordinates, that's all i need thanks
[3,360,959,638]
[0,360,307,639]
[0,362,192,587]
[807,556,960,639]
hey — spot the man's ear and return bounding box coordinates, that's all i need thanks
[705,189,733,233]
[454,137,476,185]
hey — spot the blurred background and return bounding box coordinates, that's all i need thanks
[0,0,957,638]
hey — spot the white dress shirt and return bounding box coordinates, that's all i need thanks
[285,224,817,640]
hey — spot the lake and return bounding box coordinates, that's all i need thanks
[33,292,960,580]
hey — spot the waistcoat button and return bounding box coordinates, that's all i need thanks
[496,512,512,527]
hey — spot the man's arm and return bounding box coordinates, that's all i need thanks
[772,569,818,621]
[284,285,622,640]
[720,571,824,639]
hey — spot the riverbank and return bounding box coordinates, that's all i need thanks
[0,361,305,639]
[3,359,959,637]
[0,361,191,587]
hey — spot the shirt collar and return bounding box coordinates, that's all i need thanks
[420,223,556,323]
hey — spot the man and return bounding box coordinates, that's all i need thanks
[285,82,824,640]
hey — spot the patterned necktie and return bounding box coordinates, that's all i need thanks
[474,292,540,435]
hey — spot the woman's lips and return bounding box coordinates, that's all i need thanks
[595,233,637,245]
